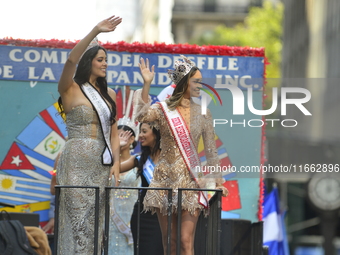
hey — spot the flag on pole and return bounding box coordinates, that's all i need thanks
[263,186,290,255]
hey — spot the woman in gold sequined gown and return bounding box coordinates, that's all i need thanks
[133,57,228,255]
[56,16,122,254]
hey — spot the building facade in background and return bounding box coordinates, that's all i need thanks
[171,0,249,43]
[270,0,340,253]
[98,0,174,44]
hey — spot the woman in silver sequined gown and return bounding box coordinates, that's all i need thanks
[56,16,122,254]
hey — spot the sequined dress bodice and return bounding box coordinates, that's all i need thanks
[66,105,104,141]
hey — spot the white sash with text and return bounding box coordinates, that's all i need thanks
[81,82,113,165]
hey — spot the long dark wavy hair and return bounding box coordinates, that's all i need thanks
[58,45,117,124]
[137,123,161,177]
[166,66,199,111]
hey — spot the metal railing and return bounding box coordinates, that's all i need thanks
[103,186,173,255]
[54,186,100,255]
[176,188,222,255]
[54,185,222,255]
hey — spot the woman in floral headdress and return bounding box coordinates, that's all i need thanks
[133,56,228,255]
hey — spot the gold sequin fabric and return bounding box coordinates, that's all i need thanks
[56,105,111,254]
[133,89,221,215]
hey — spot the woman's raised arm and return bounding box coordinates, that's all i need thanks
[58,15,122,94]
[139,58,155,103]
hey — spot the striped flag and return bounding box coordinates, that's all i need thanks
[263,187,290,255]
[16,116,65,160]
[39,103,67,138]
[0,175,51,206]
[0,143,35,170]
[0,142,54,181]
[0,102,68,226]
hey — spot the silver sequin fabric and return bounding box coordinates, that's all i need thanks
[56,105,111,254]
[133,89,222,215]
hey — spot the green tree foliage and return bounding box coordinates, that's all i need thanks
[192,1,284,79]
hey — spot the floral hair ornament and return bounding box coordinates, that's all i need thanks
[167,55,195,85]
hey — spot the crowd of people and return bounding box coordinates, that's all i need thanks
[52,14,228,255]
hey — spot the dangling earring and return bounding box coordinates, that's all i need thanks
[130,144,133,149]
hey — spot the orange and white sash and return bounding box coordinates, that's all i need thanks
[158,101,209,208]
[81,82,113,166]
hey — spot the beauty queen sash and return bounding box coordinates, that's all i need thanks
[143,157,155,184]
[80,82,113,165]
[110,197,134,245]
[136,155,155,184]
[158,101,209,208]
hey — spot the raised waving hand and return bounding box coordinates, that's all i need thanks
[96,15,122,33]
[58,15,122,95]
[119,130,133,148]
[139,58,155,103]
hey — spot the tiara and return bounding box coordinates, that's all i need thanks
[86,37,99,51]
[79,37,100,61]
[118,116,137,136]
[168,55,195,85]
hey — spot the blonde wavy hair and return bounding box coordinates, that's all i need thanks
[166,66,199,110]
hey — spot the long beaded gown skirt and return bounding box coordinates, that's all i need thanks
[56,105,111,254]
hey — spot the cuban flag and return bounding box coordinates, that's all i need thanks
[263,186,290,255]
[0,142,53,181]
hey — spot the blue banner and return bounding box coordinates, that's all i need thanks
[0,45,264,89]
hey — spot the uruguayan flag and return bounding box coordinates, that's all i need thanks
[263,187,290,255]
[0,175,51,206]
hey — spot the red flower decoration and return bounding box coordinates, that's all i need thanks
[0,38,265,57]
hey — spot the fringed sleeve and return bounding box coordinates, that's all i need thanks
[202,109,225,186]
